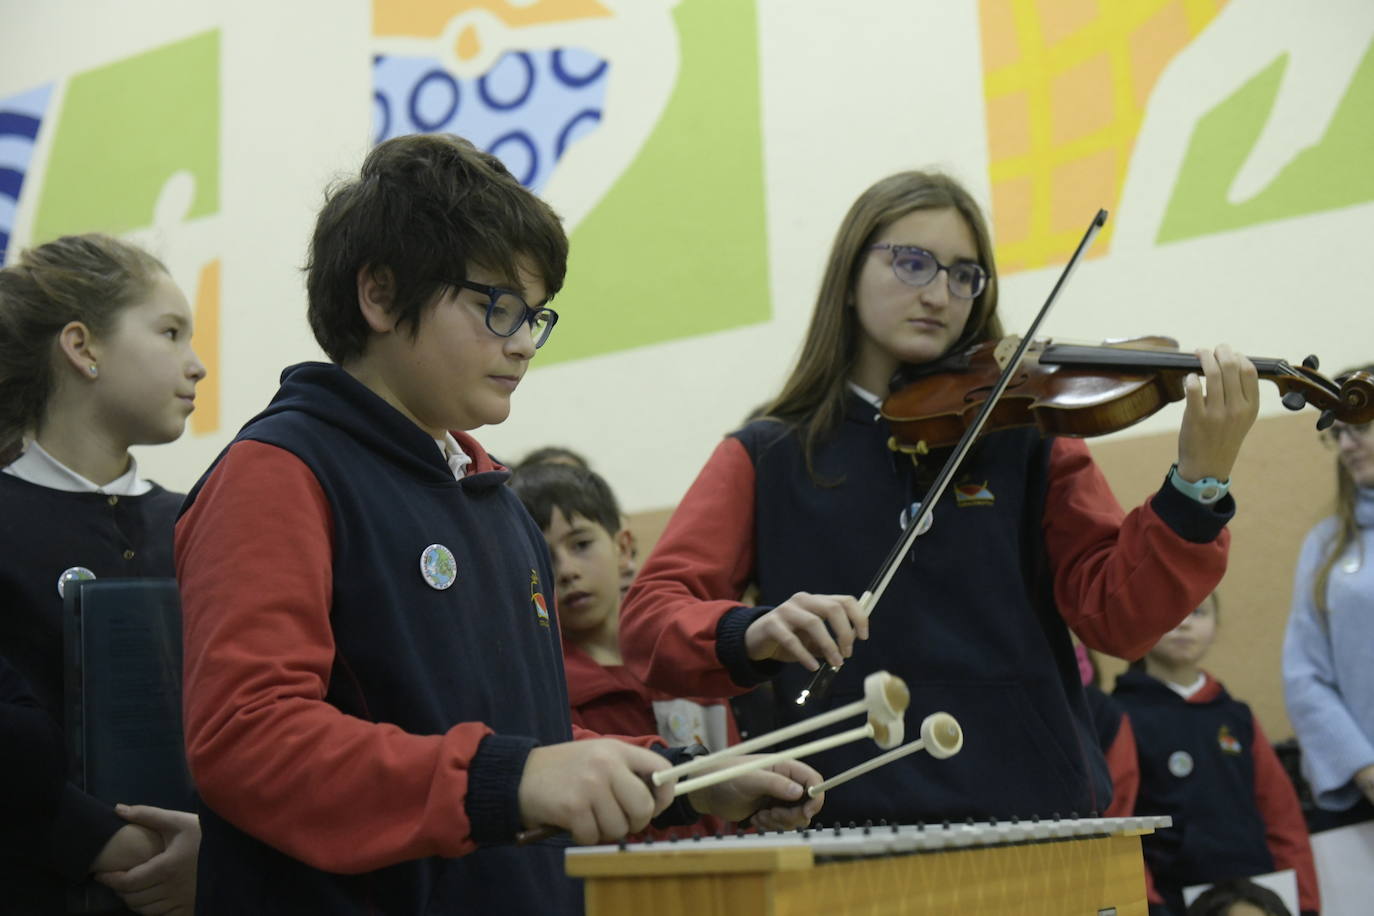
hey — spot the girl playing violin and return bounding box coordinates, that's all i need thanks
[618,170,1260,825]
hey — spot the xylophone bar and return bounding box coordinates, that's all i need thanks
[566,815,1173,868]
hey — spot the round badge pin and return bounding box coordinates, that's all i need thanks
[57,566,96,599]
[419,544,457,590]
[1168,750,1194,778]
[898,501,934,537]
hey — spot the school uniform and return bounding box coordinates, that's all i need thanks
[0,447,180,914]
[620,389,1232,826]
[1085,684,1140,818]
[1114,669,1320,915]
[177,362,691,915]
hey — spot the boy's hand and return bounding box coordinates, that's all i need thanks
[1175,345,1259,484]
[89,823,163,874]
[744,592,867,671]
[94,805,200,916]
[687,757,824,830]
[519,739,674,845]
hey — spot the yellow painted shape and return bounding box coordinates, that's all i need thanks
[373,0,611,39]
[981,0,1229,271]
[190,259,219,436]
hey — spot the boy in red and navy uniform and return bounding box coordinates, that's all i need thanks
[176,134,823,915]
[1113,594,1319,916]
[510,462,741,837]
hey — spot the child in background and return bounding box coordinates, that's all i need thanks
[516,445,639,595]
[1187,879,1293,916]
[175,133,821,915]
[1113,593,1319,916]
[0,234,203,915]
[509,462,739,746]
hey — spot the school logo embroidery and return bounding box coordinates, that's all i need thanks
[419,544,456,590]
[1168,750,1194,778]
[530,569,550,629]
[954,480,995,507]
[1217,725,1243,755]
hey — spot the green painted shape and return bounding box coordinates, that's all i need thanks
[33,31,220,241]
[537,0,769,366]
[1158,38,1374,244]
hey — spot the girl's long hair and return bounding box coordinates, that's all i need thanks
[759,171,1003,476]
[0,234,166,465]
[1312,362,1374,615]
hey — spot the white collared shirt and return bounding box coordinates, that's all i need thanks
[2,441,153,495]
[1165,672,1208,701]
[848,381,883,409]
[435,433,471,479]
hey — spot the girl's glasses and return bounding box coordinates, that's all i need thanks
[457,281,558,349]
[1320,420,1371,449]
[869,244,988,300]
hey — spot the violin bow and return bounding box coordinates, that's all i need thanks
[795,208,1109,708]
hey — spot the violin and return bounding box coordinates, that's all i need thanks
[881,336,1374,455]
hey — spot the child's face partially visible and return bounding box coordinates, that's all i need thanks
[1149,600,1218,669]
[363,259,547,436]
[543,508,629,641]
[89,272,207,447]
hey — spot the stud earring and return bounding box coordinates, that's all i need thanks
[88,365,98,378]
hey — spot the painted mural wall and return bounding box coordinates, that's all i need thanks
[2,0,1371,515]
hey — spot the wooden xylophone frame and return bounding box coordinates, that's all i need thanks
[566,815,1170,916]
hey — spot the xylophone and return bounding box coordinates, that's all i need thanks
[567,815,1171,916]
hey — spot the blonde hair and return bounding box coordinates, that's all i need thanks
[0,234,167,464]
[759,171,1003,476]
[1312,363,1374,615]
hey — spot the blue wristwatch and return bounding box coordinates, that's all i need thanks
[1168,464,1230,505]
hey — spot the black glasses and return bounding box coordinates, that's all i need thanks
[869,244,987,300]
[457,281,558,349]
[1320,420,1371,449]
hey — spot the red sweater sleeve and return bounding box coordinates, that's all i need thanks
[1104,713,1140,819]
[1043,438,1229,660]
[177,441,495,873]
[619,437,758,696]
[1251,718,1321,913]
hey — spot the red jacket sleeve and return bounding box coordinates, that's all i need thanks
[1043,438,1230,660]
[1104,712,1140,819]
[178,441,495,873]
[619,437,758,696]
[1251,718,1321,914]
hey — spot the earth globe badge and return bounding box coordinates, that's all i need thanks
[420,544,457,590]
[57,566,96,599]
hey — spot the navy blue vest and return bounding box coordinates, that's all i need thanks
[732,400,1110,825]
[182,364,580,915]
[1114,670,1274,902]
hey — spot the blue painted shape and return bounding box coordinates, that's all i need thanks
[372,48,609,193]
[0,82,54,262]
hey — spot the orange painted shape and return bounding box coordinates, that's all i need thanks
[1128,1,1191,110]
[991,175,1034,246]
[190,259,219,436]
[987,90,1032,161]
[1035,0,1101,47]
[456,23,481,60]
[979,0,1022,70]
[373,0,611,39]
[1049,52,1115,146]
[1049,147,1117,236]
